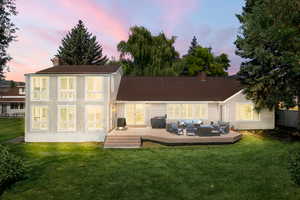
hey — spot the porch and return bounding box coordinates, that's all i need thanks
[104,127,242,148]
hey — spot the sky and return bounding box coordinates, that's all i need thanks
[6,0,245,81]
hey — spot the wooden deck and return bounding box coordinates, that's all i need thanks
[106,127,242,148]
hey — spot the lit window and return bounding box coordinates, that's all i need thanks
[58,77,76,101]
[85,77,103,100]
[167,104,208,119]
[31,106,48,130]
[31,77,49,101]
[86,105,103,130]
[236,103,260,121]
[58,105,76,131]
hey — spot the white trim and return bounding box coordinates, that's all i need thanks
[30,76,49,101]
[222,90,244,104]
[85,105,104,131]
[57,76,77,102]
[235,103,260,121]
[57,105,76,132]
[84,76,104,102]
[116,101,222,104]
[0,96,25,98]
[30,105,49,131]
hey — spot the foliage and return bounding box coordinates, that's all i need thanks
[181,44,230,76]
[0,0,17,80]
[117,26,180,76]
[57,20,108,65]
[235,0,300,128]
[288,149,300,185]
[0,144,26,193]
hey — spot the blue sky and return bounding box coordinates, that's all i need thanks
[7,0,245,81]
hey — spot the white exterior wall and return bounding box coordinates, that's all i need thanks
[117,102,220,126]
[116,93,275,130]
[223,91,275,130]
[25,69,122,142]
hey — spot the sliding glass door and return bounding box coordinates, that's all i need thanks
[125,104,145,125]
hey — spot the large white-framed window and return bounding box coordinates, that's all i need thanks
[58,76,76,101]
[236,103,260,121]
[31,77,49,101]
[85,76,103,101]
[31,106,48,130]
[86,105,104,130]
[167,104,208,119]
[57,105,76,131]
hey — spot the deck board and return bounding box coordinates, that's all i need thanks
[109,128,242,145]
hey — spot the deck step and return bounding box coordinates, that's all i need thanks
[104,135,141,149]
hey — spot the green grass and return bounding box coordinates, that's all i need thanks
[1,119,300,200]
[0,118,24,142]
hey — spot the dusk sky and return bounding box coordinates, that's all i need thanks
[7,0,245,81]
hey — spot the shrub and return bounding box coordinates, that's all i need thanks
[288,149,300,185]
[0,145,26,193]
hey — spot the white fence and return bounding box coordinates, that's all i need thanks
[277,110,299,128]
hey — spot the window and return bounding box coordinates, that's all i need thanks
[20,103,24,110]
[58,105,76,131]
[31,106,48,130]
[85,77,103,100]
[236,103,260,121]
[10,103,19,109]
[86,105,103,130]
[167,104,208,119]
[19,87,25,95]
[58,77,76,101]
[31,77,49,101]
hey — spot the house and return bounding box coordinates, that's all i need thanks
[24,64,275,142]
[0,85,26,117]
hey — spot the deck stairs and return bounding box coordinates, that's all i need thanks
[104,135,142,148]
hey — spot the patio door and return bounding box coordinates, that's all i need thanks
[125,104,145,125]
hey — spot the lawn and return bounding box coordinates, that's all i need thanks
[0,118,24,143]
[1,119,300,200]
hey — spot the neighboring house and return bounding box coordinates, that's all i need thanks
[0,86,26,117]
[25,65,275,142]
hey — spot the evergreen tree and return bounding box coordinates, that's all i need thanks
[235,0,300,130]
[57,20,108,65]
[182,45,230,76]
[188,36,199,55]
[0,0,17,80]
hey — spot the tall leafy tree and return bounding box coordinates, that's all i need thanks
[117,26,180,76]
[235,0,300,129]
[57,20,108,65]
[182,45,230,76]
[0,0,17,80]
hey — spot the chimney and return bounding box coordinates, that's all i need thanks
[197,71,207,81]
[51,56,60,66]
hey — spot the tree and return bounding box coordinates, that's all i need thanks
[188,36,199,55]
[117,26,180,76]
[57,20,108,65]
[182,45,230,76]
[0,0,17,80]
[235,0,300,130]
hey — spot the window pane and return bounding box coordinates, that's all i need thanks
[86,105,103,130]
[31,106,48,130]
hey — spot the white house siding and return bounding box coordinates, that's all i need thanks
[116,94,275,130]
[24,73,119,142]
[223,91,275,130]
[116,102,220,126]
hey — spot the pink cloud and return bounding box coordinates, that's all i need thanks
[59,0,128,41]
[155,0,200,34]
